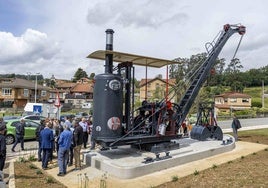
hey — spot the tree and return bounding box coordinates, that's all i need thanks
[89,73,95,79]
[73,68,88,82]
[207,58,226,86]
[224,58,244,92]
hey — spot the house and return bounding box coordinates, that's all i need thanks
[0,77,50,109]
[48,80,76,103]
[65,78,94,108]
[139,78,176,102]
[214,92,251,114]
[49,77,94,109]
[0,76,94,111]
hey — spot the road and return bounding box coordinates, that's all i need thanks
[6,139,39,162]
[217,117,268,129]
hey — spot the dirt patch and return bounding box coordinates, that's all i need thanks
[14,162,67,188]
[156,130,268,188]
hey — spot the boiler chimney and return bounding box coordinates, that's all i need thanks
[105,29,114,74]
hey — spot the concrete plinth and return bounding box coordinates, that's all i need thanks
[84,134,235,179]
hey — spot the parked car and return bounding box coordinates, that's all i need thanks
[5,119,40,145]
[3,116,21,121]
[75,112,89,119]
[22,115,46,123]
[21,111,41,116]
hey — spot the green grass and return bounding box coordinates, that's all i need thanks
[238,128,268,137]
[243,86,268,105]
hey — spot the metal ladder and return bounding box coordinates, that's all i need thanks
[175,24,246,127]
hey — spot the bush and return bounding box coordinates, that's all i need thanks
[235,109,256,118]
[29,164,37,169]
[18,156,27,163]
[28,154,37,162]
[45,176,55,184]
[252,101,262,108]
[171,175,179,182]
[193,170,199,176]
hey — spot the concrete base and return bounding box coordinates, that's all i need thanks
[84,134,235,179]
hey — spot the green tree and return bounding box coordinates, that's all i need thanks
[224,58,244,92]
[207,58,226,86]
[89,73,95,79]
[73,68,88,82]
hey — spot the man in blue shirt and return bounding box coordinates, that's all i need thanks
[57,126,73,176]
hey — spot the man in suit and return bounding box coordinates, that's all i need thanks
[40,122,54,170]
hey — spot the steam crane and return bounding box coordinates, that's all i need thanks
[87,24,246,151]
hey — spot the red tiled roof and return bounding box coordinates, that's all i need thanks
[215,92,251,98]
[0,78,49,90]
[57,82,76,88]
[71,83,93,93]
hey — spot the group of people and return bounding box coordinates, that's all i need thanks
[0,115,93,177]
[35,116,93,176]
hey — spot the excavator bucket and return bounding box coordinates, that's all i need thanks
[210,126,223,140]
[190,125,211,141]
[190,125,223,141]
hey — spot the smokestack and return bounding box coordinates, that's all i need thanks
[105,29,114,73]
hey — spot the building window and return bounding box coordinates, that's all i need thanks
[2,88,12,96]
[242,98,249,103]
[224,98,228,102]
[67,100,73,104]
[147,91,152,97]
[49,93,54,98]
[41,90,46,96]
[23,89,29,97]
[230,98,237,103]
[2,80,11,83]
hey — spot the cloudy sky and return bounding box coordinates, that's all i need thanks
[0,0,267,80]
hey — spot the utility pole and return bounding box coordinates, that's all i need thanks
[35,73,40,103]
[262,80,265,108]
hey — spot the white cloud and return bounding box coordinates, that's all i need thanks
[1,0,268,80]
[0,29,59,64]
[86,0,188,29]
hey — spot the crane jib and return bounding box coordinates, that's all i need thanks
[176,24,246,126]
